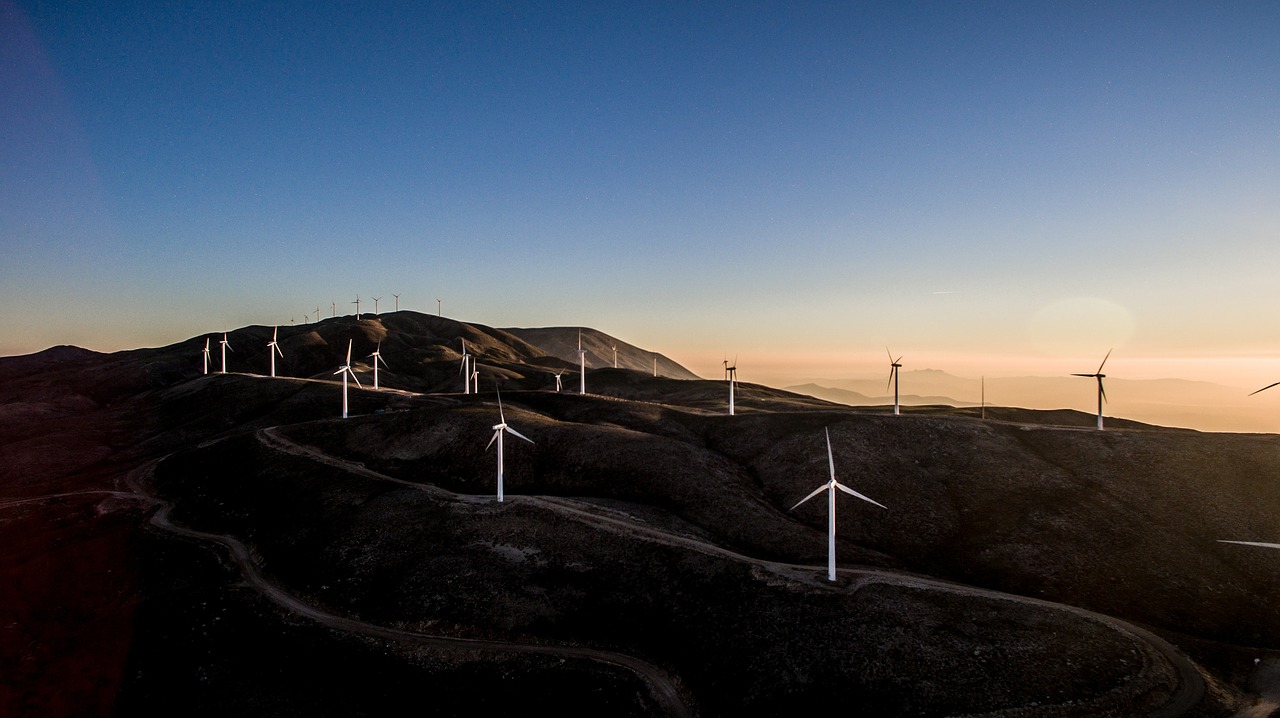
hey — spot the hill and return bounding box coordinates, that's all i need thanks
[2,314,1278,716]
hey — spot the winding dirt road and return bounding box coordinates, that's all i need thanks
[255,426,1207,717]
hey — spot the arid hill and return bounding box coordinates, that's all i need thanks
[3,313,1278,716]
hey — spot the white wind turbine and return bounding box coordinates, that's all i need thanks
[437,297,442,316]
[725,356,738,416]
[267,326,284,378]
[1071,349,1112,431]
[353,295,362,319]
[459,338,471,394]
[553,369,564,392]
[202,338,211,375]
[315,306,321,323]
[486,385,534,502]
[331,301,337,318]
[653,353,658,378]
[334,339,362,419]
[577,329,588,394]
[371,296,381,315]
[886,349,903,416]
[790,428,887,582]
[219,333,232,374]
[392,293,399,312]
[368,341,388,390]
[612,344,618,369]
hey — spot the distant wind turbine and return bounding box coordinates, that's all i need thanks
[392,293,400,312]
[553,369,564,393]
[577,330,588,394]
[331,301,336,318]
[368,341,388,390]
[981,376,986,420]
[612,344,618,369]
[653,353,657,378]
[219,333,232,374]
[315,306,321,323]
[1071,349,1112,431]
[725,355,738,416]
[437,298,442,316]
[460,339,471,394]
[334,339,362,419]
[486,385,534,502]
[886,350,903,416]
[790,428,887,582]
[371,296,381,315]
[201,338,211,375]
[267,326,284,378]
[353,295,362,319]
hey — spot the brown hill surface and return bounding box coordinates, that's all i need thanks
[3,320,1277,716]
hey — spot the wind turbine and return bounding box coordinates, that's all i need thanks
[331,301,336,318]
[371,296,381,315]
[267,326,284,378]
[653,353,658,378]
[725,355,738,416]
[315,306,321,323]
[368,341,388,390]
[486,385,534,502]
[577,329,587,394]
[334,339,362,419]
[612,344,618,369]
[201,338,211,375]
[553,370,564,392]
[981,376,986,420]
[353,295,362,319]
[392,293,400,312]
[460,339,471,394]
[1071,349,1112,431]
[219,333,232,374]
[886,350,903,416]
[790,428,887,582]
[437,298,442,316]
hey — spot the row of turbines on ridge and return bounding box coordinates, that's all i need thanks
[196,310,1280,577]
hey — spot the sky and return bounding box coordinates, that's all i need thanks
[4,1,1280,397]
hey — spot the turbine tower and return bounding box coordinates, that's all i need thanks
[577,329,588,394]
[612,344,618,369]
[371,296,381,315]
[790,428,887,582]
[334,339,362,419]
[201,338,211,375]
[486,385,534,502]
[459,339,471,394]
[886,350,903,416]
[725,356,738,416]
[219,333,232,374]
[368,341,388,390]
[437,298,442,316]
[314,306,321,323]
[267,326,284,378]
[392,293,400,312]
[653,353,657,378]
[1071,349,1112,431]
[353,295,362,319]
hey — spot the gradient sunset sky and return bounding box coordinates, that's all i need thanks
[4,1,1279,389]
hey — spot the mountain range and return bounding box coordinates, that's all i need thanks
[3,311,1278,716]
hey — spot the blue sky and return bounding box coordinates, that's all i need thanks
[4,1,1279,388]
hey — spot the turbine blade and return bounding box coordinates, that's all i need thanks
[497,385,505,423]
[790,484,828,511]
[333,367,344,375]
[825,428,836,482]
[507,426,534,444]
[1097,348,1112,374]
[834,481,887,509]
[1071,373,1094,377]
[350,370,363,388]
[275,345,284,358]
[1249,382,1280,396]
[346,340,353,364]
[1218,540,1280,550]
[486,430,499,451]
[1099,379,1107,403]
